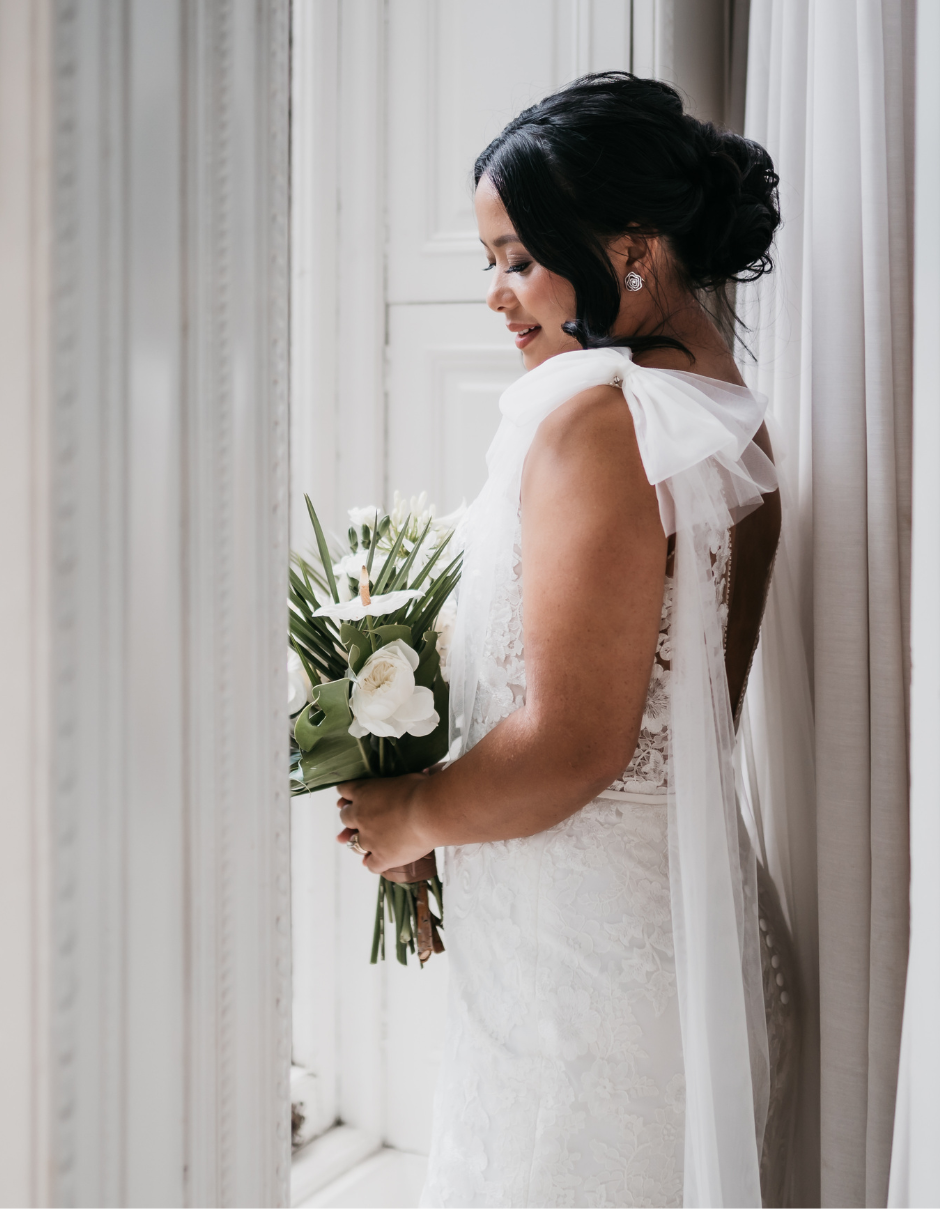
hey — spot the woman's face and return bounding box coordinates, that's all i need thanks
[475,175,581,369]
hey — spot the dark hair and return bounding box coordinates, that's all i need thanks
[474,72,780,355]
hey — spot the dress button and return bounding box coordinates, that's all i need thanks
[780,991,790,1005]
[771,955,780,969]
[759,918,768,932]
[775,972,784,986]
[765,934,774,948]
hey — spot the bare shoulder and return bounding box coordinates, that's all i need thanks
[523,382,656,524]
[528,383,639,465]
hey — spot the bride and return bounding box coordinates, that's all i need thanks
[336,73,785,1208]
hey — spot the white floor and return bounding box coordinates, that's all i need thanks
[297,1149,428,1208]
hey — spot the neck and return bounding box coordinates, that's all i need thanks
[617,288,743,384]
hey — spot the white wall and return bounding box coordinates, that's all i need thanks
[0,2,51,1203]
[0,2,292,1204]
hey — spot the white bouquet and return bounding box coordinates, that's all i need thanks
[288,493,462,965]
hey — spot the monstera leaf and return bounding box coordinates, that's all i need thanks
[293,678,373,790]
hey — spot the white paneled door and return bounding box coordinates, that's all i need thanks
[292,0,730,1190]
[292,4,631,1171]
[381,0,630,1159]
[386,304,524,513]
[386,0,633,304]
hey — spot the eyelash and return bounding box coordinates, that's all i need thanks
[482,261,532,274]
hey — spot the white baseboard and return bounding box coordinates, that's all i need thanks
[291,1125,381,1206]
[297,1148,429,1209]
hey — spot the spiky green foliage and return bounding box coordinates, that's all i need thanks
[289,495,461,966]
[288,496,461,794]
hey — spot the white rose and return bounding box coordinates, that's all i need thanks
[433,598,457,684]
[348,639,439,739]
[347,505,381,529]
[333,549,375,580]
[287,648,312,715]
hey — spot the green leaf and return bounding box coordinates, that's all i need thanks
[289,638,320,691]
[371,624,412,649]
[387,519,432,592]
[294,678,353,751]
[339,622,373,672]
[414,630,441,689]
[289,566,322,612]
[292,551,330,597]
[298,733,373,790]
[293,678,374,787]
[366,511,383,575]
[305,495,340,603]
[289,612,347,681]
[402,556,461,635]
[372,519,410,595]
[407,532,452,592]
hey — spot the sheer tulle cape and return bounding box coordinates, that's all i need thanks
[448,347,778,1208]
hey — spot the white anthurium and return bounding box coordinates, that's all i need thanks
[336,572,353,603]
[347,639,439,739]
[287,648,313,715]
[312,588,421,622]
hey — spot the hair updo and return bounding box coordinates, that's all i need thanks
[474,72,780,353]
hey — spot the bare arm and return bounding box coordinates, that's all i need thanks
[337,385,667,873]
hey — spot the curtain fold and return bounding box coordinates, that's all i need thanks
[741,3,914,1205]
[888,1,940,1203]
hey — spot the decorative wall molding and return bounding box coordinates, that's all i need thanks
[0,1,53,1204]
[0,1,290,1202]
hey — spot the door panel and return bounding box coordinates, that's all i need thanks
[386,0,632,304]
[386,303,524,514]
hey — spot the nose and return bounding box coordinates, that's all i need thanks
[486,270,514,314]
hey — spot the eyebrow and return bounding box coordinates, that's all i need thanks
[481,233,523,249]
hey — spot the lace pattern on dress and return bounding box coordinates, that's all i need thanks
[608,526,731,797]
[423,514,737,1208]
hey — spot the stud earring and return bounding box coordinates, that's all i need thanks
[624,270,644,292]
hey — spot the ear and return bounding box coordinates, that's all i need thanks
[608,231,650,273]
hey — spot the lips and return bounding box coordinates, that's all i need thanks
[508,324,541,349]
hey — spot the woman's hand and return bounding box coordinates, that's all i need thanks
[336,773,432,875]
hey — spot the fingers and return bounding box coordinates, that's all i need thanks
[337,778,368,799]
[336,827,357,845]
[364,852,385,874]
[338,800,358,829]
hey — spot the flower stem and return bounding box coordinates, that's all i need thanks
[379,737,387,775]
[355,735,375,776]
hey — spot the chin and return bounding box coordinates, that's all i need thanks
[523,343,562,370]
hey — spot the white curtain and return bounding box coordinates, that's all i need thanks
[888,2,940,1204]
[741,2,915,1205]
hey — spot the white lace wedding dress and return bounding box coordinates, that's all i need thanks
[422,348,776,1209]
